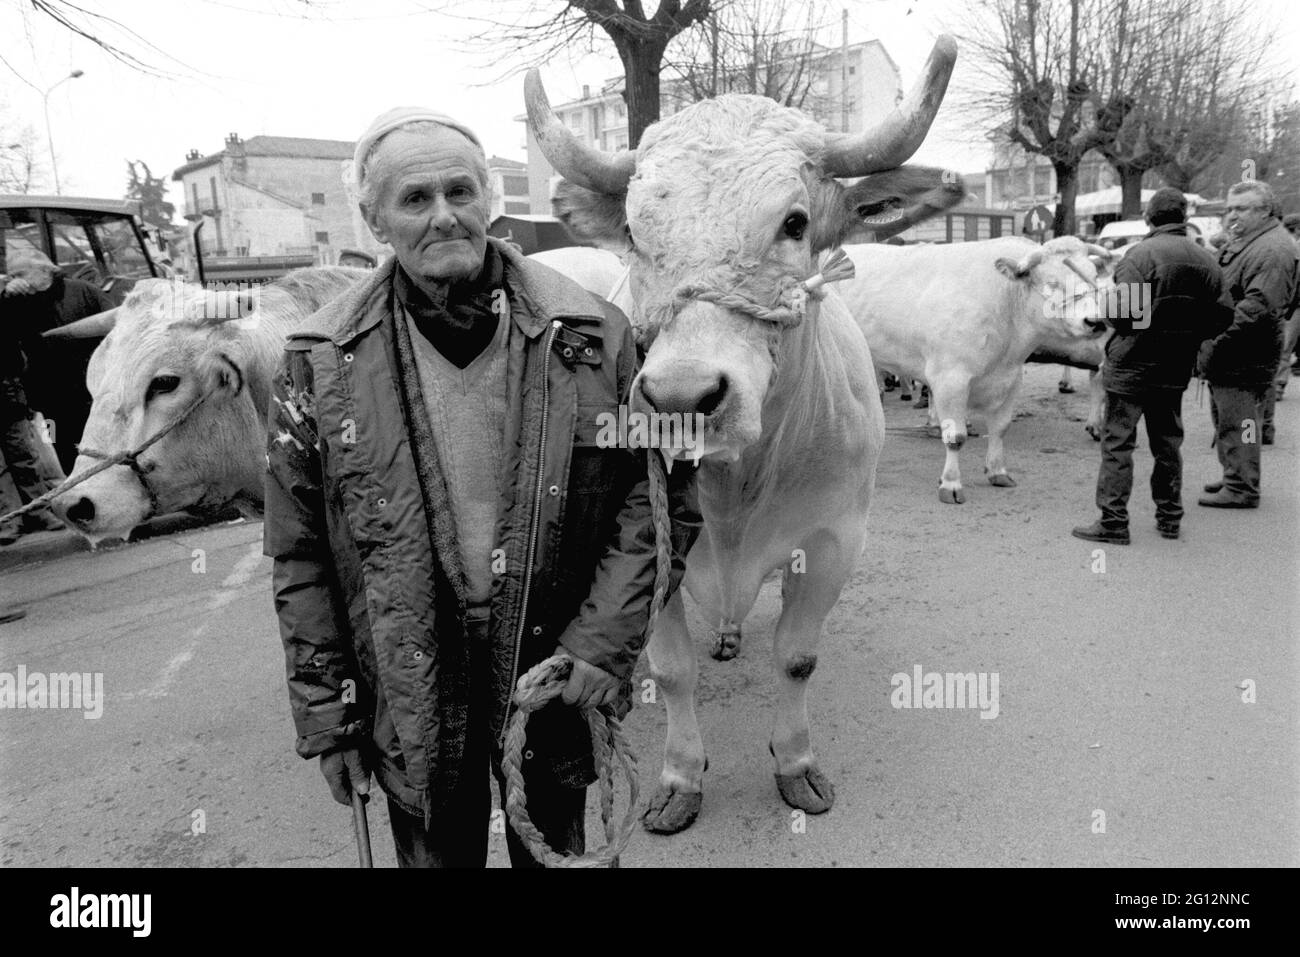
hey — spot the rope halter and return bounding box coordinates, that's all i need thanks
[668,247,857,327]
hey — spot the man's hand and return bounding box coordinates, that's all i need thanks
[2,277,34,297]
[319,746,370,806]
[556,648,621,709]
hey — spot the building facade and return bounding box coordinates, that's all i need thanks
[488,155,531,219]
[171,133,388,263]
[523,40,903,214]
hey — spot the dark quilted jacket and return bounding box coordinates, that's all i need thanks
[263,239,699,820]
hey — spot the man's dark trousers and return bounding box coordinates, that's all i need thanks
[385,610,587,868]
[1096,390,1186,529]
[1209,385,1266,503]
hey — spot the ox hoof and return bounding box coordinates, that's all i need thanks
[642,785,703,834]
[1059,383,1076,394]
[938,485,967,505]
[709,627,742,661]
[987,472,1017,488]
[775,766,836,814]
[1085,425,1101,442]
[900,391,913,401]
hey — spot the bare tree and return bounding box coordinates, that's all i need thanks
[431,0,712,147]
[1095,0,1278,216]
[662,0,836,116]
[0,111,45,193]
[961,0,1130,237]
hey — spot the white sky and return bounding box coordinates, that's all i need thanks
[0,0,1295,207]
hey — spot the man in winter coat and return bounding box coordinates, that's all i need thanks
[263,108,700,867]
[1199,181,1297,507]
[1073,188,1226,545]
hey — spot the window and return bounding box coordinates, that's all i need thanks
[502,174,529,196]
[234,245,250,256]
[504,200,531,215]
[0,208,44,273]
[45,211,151,281]
[1034,165,1052,197]
[315,231,330,245]
[209,176,219,211]
[191,183,201,216]
[963,215,979,242]
[849,66,856,75]
[311,192,326,205]
[568,112,583,131]
[989,217,1004,239]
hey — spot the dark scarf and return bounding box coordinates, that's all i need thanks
[394,243,504,368]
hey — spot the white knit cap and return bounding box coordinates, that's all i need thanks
[350,106,483,200]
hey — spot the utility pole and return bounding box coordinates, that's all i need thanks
[42,69,84,195]
[840,8,849,133]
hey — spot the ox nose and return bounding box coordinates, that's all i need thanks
[1085,318,1108,334]
[639,369,729,417]
[65,497,96,527]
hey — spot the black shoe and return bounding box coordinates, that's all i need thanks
[1203,480,1223,494]
[1156,522,1180,540]
[1071,521,1130,545]
[1197,490,1259,509]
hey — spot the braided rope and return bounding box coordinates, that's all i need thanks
[0,390,211,526]
[503,449,673,867]
[670,248,856,327]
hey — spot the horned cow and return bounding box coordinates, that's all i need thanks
[527,37,962,833]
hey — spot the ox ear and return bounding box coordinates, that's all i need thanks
[552,179,631,255]
[834,165,966,246]
[202,350,246,398]
[994,249,1045,281]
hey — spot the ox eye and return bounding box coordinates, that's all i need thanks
[147,375,180,399]
[782,212,809,241]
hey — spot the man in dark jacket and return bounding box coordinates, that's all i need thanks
[1199,181,1297,507]
[264,108,700,868]
[1073,188,1225,544]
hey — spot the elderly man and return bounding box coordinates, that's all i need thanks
[1073,188,1225,545]
[264,108,699,868]
[1199,181,1297,507]
[1265,213,1300,408]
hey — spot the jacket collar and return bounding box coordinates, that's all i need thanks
[1145,222,1188,239]
[1220,219,1286,266]
[291,236,608,347]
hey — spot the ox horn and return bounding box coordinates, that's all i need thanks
[823,35,958,178]
[525,68,636,194]
[42,308,118,339]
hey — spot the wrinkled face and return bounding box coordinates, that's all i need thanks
[361,126,490,288]
[624,104,833,462]
[1223,189,1271,239]
[50,279,261,543]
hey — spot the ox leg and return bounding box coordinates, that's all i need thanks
[642,589,707,835]
[1085,368,1105,441]
[769,533,855,815]
[931,375,970,504]
[1059,366,1075,393]
[984,377,1023,487]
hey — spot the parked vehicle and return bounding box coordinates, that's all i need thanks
[0,195,171,305]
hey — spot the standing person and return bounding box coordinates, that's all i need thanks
[264,107,700,868]
[1,248,114,473]
[1073,188,1225,544]
[1265,213,1300,406]
[1199,181,1297,507]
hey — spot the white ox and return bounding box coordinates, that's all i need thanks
[527,38,962,832]
[838,238,1112,503]
[44,270,364,542]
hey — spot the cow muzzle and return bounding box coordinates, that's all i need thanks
[635,363,729,419]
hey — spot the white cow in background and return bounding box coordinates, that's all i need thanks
[840,237,1113,503]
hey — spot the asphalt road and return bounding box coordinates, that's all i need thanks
[2,365,1296,867]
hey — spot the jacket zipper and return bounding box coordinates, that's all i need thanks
[500,319,562,744]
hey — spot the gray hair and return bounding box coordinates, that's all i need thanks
[1228,179,1279,216]
[356,120,492,210]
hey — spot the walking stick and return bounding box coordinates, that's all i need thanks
[351,791,373,868]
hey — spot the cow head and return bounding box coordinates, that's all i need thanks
[527,37,961,462]
[46,270,360,542]
[993,237,1115,339]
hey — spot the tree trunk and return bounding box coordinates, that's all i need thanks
[1116,165,1145,218]
[617,37,669,148]
[1053,161,1080,237]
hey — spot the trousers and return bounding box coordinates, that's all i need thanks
[1095,390,1185,528]
[1209,384,1266,502]
[385,609,587,868]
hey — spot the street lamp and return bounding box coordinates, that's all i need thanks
[42,69,84,195]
